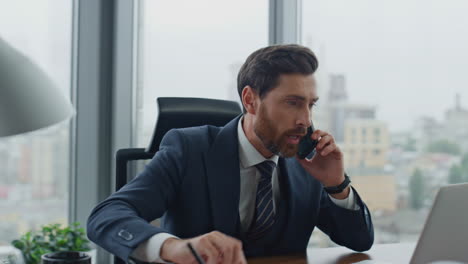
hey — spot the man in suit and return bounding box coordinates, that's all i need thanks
[87,44,374,264]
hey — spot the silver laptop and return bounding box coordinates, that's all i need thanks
[410,183,468,264]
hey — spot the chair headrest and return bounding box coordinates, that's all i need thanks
[146,97,242,153]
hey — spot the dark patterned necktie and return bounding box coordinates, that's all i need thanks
[247,160,277,240]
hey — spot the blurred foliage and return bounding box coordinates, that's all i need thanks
[448,153,468,184]
[426,139,461,155]
[11,222,90,264]
[403,137,417,152]
[409,168,425,210]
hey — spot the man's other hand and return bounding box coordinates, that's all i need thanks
[160,231,247,264]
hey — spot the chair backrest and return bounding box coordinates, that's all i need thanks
[146,97,242,153]
[116,97,241,191]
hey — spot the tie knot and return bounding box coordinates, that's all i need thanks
[255,160,276,179]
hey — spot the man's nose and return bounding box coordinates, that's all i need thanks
[296,109,312,128]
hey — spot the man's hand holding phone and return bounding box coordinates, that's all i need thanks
[296,124,350,199]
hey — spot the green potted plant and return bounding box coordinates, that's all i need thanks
[11,222,92,264]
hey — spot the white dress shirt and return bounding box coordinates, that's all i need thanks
[131,118,359,263]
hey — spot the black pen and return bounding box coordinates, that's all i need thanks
[187,242,206,264]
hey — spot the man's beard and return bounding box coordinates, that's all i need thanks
[254,106,306,157]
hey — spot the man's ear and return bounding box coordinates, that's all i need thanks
[241,86,258,115]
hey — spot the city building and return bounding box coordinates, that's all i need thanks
[413,94,468,153]
[324,74,397,212]
[326,74,376,142]
[343,119,389,169]
[344,120,397,212]
[444,94,468,152]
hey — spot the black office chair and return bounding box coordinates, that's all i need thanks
[114,97,242,264]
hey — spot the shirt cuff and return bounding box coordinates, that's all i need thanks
[328,186,360,210]
[131,233,178,263]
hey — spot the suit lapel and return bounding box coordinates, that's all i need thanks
[277,157,316,249]
[204,115,242,237]
[278,157,306,218]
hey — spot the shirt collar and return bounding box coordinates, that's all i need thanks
[237,116,279,169]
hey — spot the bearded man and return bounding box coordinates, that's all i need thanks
[88,44,374,264]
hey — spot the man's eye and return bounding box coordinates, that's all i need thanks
[287,100,298,106]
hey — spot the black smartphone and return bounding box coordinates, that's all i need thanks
[297,123,318,159]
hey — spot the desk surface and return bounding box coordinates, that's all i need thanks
[248,243,416,264]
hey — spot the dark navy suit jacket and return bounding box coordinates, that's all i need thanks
[87,115,374,261]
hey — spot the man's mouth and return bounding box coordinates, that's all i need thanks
[286,135,302,144]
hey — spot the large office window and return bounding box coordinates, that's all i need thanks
[303,0,468,246]
[135,0,268,147]
[0,0,72,245]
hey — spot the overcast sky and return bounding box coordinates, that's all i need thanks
[303,0,468,132]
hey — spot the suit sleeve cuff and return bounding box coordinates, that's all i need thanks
[131,233,178,263]
[328,186,360,210]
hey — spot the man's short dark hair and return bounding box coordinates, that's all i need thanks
[237,44,319,112]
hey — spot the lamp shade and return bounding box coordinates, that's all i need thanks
[0,37,74,137]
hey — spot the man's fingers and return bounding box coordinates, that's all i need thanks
[196,236,221,264]
[209,231,245,264]
[210,232,233,264]
[316,134,334,150]
[189,231,245,264]
[209,231,242,264]
[226,237,244,264]
[311,129,330,140]
[320,142,337,156]
[232,240,247,264]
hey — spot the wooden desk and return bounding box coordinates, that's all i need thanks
[248,243,416,264]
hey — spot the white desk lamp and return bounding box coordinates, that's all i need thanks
[0,37,74,137]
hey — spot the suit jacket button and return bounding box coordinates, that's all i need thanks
[118,229,133,241]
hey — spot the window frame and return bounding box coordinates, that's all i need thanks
[70,1,301,263]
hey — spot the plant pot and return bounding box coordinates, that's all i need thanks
[41,251,91,264]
